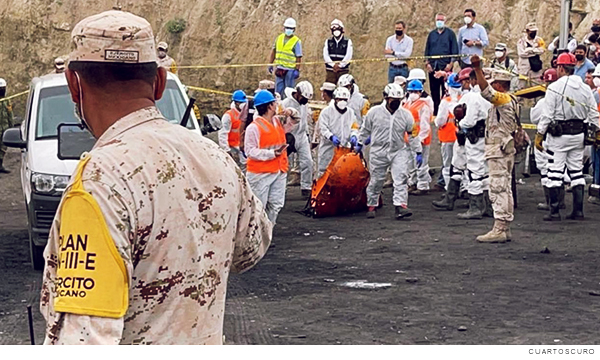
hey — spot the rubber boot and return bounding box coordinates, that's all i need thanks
[366,206,376,218]
[432,178,460,211]
[457,193,484,219]
[543,187,561,221]
[395,205,413,219]
[483,190,494,217]
[537,187,550,211]
[566,185,584,220]
[558,185,566,210]
[476,220,510,243]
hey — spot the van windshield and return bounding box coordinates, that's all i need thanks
[35,80,196,140]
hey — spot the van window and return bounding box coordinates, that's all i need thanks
[156,81,196,130]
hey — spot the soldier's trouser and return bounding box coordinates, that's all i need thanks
[534,146,549,187]
[0,127,7,163]
[294,136,314,191]
[488,154,515,222]
[546,147,586,189]
[247,171,288,224]
[367,148,410,207]
[408,145,431,190]
[441,142,454,190]
[466,138,489,196]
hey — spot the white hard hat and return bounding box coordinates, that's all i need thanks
[333,86,351,100]
[593,64,600,77]
[295,81,314,100]
[394,76,407,85]
[337,73,355,87]
[407,68,427,81]
[383,83,404,99]
[0,78,6,88]
[331,19,344,29]
[284,18,297,28]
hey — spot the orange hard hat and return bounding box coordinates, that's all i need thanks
[543,68,558,82]
[556,53,576,66]
[457,68,473,82]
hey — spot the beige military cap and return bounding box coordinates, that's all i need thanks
[490,69,512,82]
[54,57,65,70]
[525,22,538,31]
[258,80,276,90]
[70,10,157,63]
[157,42,169,51]
[320,82,336,92]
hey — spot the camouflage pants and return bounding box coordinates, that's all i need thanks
[0,126,7,163]
[488,154,515,222]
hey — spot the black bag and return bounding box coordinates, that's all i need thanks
[456,129,467,146]
[529,55,543,72]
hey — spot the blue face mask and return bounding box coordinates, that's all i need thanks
[436,20,445,29]
[285,28,294,36]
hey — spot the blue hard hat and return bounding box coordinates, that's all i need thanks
[407,79,423,92]
[232,90,248,103]
[253,90,277,107]
[446,73,461,88]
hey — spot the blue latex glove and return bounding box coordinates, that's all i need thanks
[292,69,300,79]
[416,153,423,167]
[364,136,372,146]
[349,135,358,147]
[354,144,363,153]
[331,135,341,147]
[268,66,274,75]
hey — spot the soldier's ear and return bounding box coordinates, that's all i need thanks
[65,70,81,104]
[154,67,167,101]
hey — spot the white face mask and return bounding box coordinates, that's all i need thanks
[495,51,504,58]
[333,30,342,38]
[464,16,473,25]
[408,93,420,102]
[336,100,348,110]
[449,87,461,100]
[285,29,294,36]
[594,77,600,87]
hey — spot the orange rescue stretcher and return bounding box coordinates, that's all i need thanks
[303,147,370,218]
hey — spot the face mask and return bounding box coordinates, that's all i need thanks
[594,78,600,87]
[408,93,420,102]
[158,51,167,59]
[436,20,445,29]
[299,96,309,105]
[529,31,537,39]
[285,29,294,36]
[592,25,600,33]
[333,30,342,38]
[464,16,472,25]
[388,99,401,112]
[575,54,585,61]
[336,100,348,111]
[495,51,504,58]
[395,30,403,37]
[0,88,5,98]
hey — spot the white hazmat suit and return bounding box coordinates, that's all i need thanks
[282,94,314,191]
[317,103,359,177]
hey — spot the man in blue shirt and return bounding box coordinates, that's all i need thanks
[457,9,489,68]
[574,44,596,81]
[384,20,414,83]
[425,13,459,115]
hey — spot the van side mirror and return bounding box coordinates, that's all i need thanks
[57,123,96,160]
[2,127,26,149]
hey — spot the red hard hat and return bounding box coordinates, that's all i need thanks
[457,68,473,82]
[556,53,576,66]
[543,68,558,82]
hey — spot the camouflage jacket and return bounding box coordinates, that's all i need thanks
[0,100,14,129]
[40,106,273,344]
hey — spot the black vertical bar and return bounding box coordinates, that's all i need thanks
[27,305,35,345]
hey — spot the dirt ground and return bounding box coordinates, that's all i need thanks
[2,147,600,345]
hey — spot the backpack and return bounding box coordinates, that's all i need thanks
[505,95,530,154]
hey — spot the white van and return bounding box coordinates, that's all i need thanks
[2,72,201,270]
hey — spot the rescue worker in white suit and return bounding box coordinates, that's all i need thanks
[434,73,462,189]
[282,81,314,197]
[317,86,359,177]
[403,80,432,195]
[338,74,370,126]
[455,68,494,219]
[358,83,423,219]
[219,89,248,172]
[535,52,600,221]
[433,68,474,211]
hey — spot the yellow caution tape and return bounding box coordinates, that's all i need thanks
[186,85,237,97]
[521,123,537,130]
[178,54,467,70]
[0,90,29,103]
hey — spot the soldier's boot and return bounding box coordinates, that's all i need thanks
[432,178,460,211]
[537,187,550,211]
[558,185,566,209]
[0,159,9,174]
[566,185,585,220]
[366,206,376,219]
[476,220,510,243]
[543,187,561,221]
[483,190,494,217]
[457,193,484,220]
[395,205,413,220]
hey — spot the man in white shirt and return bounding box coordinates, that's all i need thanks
[385,20,413,83]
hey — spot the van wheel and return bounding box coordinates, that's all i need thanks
[28,224,45,271]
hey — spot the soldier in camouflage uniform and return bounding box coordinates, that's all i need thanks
[0,78,14,174]
[40,10,273,345]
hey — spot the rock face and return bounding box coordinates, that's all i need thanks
[1,0,599,112]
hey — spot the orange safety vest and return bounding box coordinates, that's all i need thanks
[438,97,458,143]
[246,117,289,174]
[403,99,432,146]
[225,109,242,147]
